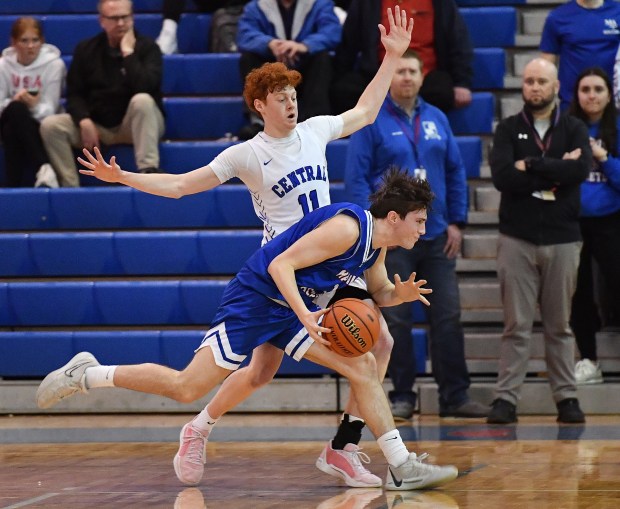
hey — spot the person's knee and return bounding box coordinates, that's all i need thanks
[128,93,156,113]
[372,323,394,362]
[169,378,206,404]
[245,362,277,389]
[39,114,65,141]
[345,353,378,385]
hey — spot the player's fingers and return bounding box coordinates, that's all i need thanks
[419,295,431,307]
[393,273,402,284]
[77,156,94,170]
[387,6,395,26]
[415,278,428,287]
[81,147,98,164]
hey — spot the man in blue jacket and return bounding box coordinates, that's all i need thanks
[345,50,487,420]
[236,0,341,139]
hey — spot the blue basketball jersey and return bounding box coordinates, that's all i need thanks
[236,203,380,308]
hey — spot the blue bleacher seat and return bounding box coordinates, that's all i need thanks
[460,7,516,48]
[472,48,505,90]
[163,54,243,95]
[164,97,245,139]
[0,1,168,14]
[447,92,495,135]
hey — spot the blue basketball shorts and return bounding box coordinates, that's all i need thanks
[196,277,315,371]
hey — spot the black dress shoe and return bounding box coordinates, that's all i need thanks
[487,398,517,424]
[556,398,585,423]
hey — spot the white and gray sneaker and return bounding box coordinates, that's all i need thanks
[34,163,59,188]
[36,352,100,409]
[385,453,458,491]
[575,359,603,385]
[156,19,178,55]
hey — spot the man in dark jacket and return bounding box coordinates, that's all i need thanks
[41,0,165,186]
[331,0,473,114]
[488,58,591,425]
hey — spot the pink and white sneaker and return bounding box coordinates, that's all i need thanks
[315,441,382,488]
[173,421,210,486]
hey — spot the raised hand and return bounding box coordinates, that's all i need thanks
[378,5,414,59]
[77,146,123,183]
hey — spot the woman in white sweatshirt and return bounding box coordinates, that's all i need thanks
[0,17,65,187]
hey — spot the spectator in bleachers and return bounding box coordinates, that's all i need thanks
[540,0,620,111]
[331,0,473,115]
[0,17,65,188]
[155,0,250,55]
[344,50,488,420]
[488,58,590,425]
[568,67,620,385]
[235,0,342,140]
[40,0,165,187]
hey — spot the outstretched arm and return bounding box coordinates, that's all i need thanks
[77,146,222,199]
[339,6,413,137]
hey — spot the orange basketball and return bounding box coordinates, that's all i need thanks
[322,298,380,357]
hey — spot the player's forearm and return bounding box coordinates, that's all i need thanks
[267,259,310,319]
[116,171,186,199]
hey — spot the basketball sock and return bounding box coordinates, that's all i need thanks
[377,429,409,467]
[192,406,219,434]
[331,413,365,449]
[84,365,117,389]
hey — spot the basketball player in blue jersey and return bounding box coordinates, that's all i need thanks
[70,6,414,490]
[37,168,459,491]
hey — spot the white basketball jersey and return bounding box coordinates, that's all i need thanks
[209,116,343,244]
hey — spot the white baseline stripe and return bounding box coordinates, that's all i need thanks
[2,492,61,509]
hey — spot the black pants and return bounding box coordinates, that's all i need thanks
[330,68,456,114]
[162,0,247,20]
[0,101,48,187]
[570,210,620,360]
[239,50,333,121]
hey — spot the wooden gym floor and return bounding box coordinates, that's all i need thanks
[1,413,619,508]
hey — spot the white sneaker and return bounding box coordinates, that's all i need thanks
[575,359,603,385]
[385,453,458,491]
[34,163,59,188]
[36,352,100,408]
[156,19,178,55]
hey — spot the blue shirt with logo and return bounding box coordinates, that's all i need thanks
[344,95,467,239]
[540,0,620,108]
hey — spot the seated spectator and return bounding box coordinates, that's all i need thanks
[0,17,65,188]
[540,0,620,110]
[331,0,473,114]
[40,0,165,187]
[156,0,249,55]
[568,67,620,385]
[235,0,341,140]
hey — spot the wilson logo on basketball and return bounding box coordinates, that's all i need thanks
[339,314,367,348]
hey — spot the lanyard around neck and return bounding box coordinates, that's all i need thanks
[520,107,560,156]
[386,100,424,169]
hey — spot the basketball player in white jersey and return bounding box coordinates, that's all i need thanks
[75,6,413,488]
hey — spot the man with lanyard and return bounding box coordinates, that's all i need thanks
[345,49,487,420]
[487,58,591,424]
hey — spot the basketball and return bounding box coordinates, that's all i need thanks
[322,298,380,357]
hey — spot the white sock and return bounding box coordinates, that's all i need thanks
[192,405,219,433]
[344,413,365,424]
[377,429,409,467]
[84,365,117,389]
[160,18,177,36]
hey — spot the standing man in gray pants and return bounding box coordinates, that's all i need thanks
[488,58,591,424]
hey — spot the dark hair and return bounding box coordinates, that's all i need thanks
[11,17,44,43]
[242,62,302,114]
[569,66,617,157]
[369,166,434,219]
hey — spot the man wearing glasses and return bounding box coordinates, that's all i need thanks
[40,0,165,186]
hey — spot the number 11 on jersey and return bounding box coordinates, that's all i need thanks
[298,190,320,216]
